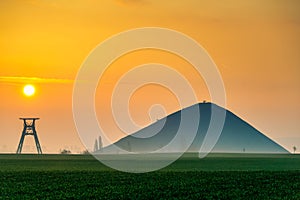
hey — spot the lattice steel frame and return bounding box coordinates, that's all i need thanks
[16,118,42,154]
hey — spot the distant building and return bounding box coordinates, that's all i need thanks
[94,139,99,152]
[98,136,103,152]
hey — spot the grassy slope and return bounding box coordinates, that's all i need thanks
[0,153,299,199]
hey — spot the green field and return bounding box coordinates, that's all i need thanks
[0,153,299,199]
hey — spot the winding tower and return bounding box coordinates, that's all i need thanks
[16,118,42,154]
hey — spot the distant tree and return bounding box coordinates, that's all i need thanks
[293,146,297,154]
[243,148,246,153]
[82,149,90,155]
[60,149,71,154]
[94,139,99,152]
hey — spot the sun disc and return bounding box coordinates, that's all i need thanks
[23,84,35,97]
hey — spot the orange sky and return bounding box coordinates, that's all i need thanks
[0,0,299,153]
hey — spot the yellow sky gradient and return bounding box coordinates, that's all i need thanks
[0,0,299,153]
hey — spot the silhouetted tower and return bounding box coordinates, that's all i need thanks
[98,136,102,152]
[94,139,99,152]
[16,118,42,154]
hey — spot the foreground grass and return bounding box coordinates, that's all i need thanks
[1,171,299,199]
[0,154,299,199]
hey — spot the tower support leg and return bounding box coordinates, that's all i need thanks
[33,129,42,154]
[16,130,26,154]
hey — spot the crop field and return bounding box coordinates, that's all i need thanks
[0,153,299,199]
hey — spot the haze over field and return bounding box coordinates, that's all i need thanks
[0,0,299,153]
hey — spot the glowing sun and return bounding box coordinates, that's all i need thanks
[23,84,36,97]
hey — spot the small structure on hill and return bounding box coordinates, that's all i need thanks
[94,136,103,152]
